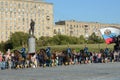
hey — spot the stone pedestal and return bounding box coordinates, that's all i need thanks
[28,36,36,54]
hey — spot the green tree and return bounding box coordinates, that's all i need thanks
[79,35,85,44]
[38,36,50,46]
[88,32,104,43]
[0,41,5,52]
[88,32,97,43]
[4,40,13,51]
[9,32,29,48]
[52,35,68,45]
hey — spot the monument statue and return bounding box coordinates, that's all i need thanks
[29,19,35,36]
[28,19,36,54]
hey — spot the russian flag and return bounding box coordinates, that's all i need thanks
[100,27,120,44]
[102,33,115,44]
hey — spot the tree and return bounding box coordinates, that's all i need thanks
[88,32,104,43]
[9,32,29,48]
[0,41,5,52]
[4,40,13,51]
[52,35,67,45]
[39,36,50,46]
[79,35,85,44]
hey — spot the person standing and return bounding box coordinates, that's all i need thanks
[0,51,3,69]
[84,45,89,55]
[46,47,51,59]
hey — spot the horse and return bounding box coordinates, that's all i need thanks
[61,50,72,65]
[13,50,26,69]
[51,52,57,66]
[37,48,50,67]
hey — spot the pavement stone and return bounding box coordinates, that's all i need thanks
[0,62,120,80]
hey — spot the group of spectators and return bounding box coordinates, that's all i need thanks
[0,45,120,70]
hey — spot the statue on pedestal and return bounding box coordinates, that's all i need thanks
[28,19,36,54]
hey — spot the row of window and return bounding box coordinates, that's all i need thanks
[66,24,107,29]
[0,1,51,11]
[0,12,50,22]
[0,7,48,14]
[54,27,101,36]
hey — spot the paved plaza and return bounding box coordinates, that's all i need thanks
[0,62,120,80]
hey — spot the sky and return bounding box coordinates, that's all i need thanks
[45,0,120,24]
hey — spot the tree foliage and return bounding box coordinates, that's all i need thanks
[0,32,105,52]
[9,32,29,48]
[0,41,5,52]
[88,32,104,43]
[37,34,104,46]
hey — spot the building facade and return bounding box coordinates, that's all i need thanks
[54,20,120,39]
[0,0,120,43]
[0,0,54,42]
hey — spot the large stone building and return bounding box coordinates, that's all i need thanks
[0,0,54,42]
[0,0,120,43]
[54,20,120,39]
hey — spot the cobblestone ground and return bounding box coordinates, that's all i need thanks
[0,62,120,80]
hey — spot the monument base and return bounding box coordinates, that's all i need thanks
[28,36,36,54]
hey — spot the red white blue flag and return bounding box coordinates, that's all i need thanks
[100,27,120,44]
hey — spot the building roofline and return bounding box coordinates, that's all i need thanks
[56,20,120,25]
[6,0,53,5]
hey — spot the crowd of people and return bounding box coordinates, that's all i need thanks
[0,45,120,70]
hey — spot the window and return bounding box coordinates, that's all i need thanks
[74,25,75,27]
[26,3,28,8]
[42,9,44,14]
[1,1,3,6]
[18,3,20,8]
[22,9,24,12]
[54,29,57,34]
[10,26,12,30]
[42,32,44,35]
[14,25,16,30]
[5,8,8,12]
[46,26,50,29]
[5,2,8,6]
[14,8,16,12]
[38,32,40,35]
[62,29,64,32]
[70,25,73,29]
[46,10,49,14]
[22,3,24,7]
[67,24,69,26]
[1,35,3,39]
[42,27,44,30]
[6,31,8,35]
[10,8,12,12]
[77,25,78,28]
[58,29,61,34]
[10,3,13,7]
[14,3,16,7]
[34,4,36,8]
[18,9,20,12]
[10,12,12,17]
[23,18,25,25]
